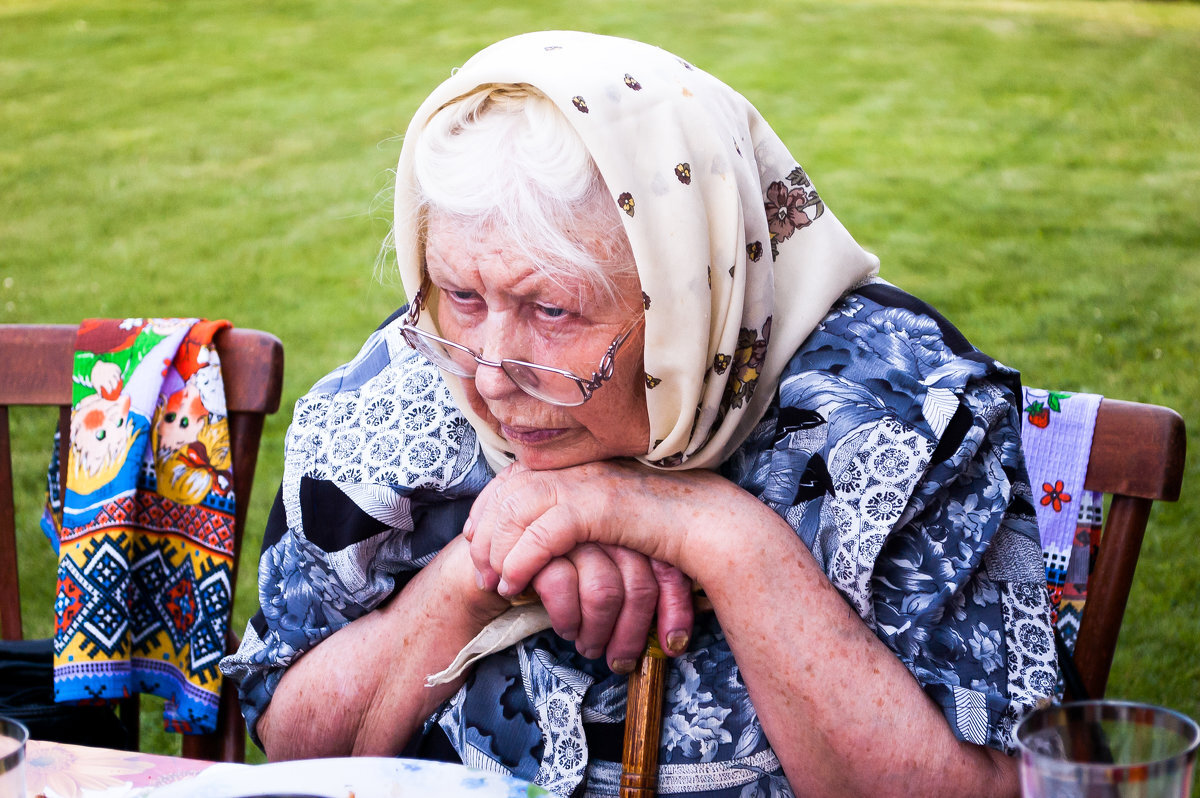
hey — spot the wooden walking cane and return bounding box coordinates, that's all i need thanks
[620,632,668,798]
[619,596,714,798]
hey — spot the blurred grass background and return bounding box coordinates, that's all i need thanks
[2,0,1198,767]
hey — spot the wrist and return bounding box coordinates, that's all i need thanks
[668,476,795,587]
[440,535,512,626]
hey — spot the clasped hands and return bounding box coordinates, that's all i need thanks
[463,459,718,674]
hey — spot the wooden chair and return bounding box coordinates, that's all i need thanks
[1067,397,1185,700]
[0,323,284,762]
[618,396,1186,797]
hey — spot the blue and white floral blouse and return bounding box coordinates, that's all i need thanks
[221,282,1056,797]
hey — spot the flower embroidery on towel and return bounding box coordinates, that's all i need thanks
[1041,480,1071,512]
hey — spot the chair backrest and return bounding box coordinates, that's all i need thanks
[0,323,284,762]
[1068,397,1185,700]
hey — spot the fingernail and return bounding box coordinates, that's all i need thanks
[666,631,689,654]
[560,627,577,642]
[474,570,485,590]
[463,517,474,541]
[610,658,637,675]
[580,647,602,660]
[497,578,512,597]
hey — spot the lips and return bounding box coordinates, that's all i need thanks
[499,423,566,445]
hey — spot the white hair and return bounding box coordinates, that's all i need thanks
[411,85,637,307]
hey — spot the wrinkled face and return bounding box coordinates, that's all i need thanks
[424,213,649,471]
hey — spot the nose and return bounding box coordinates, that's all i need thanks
[473,360,520,400]
[471,319,523,401]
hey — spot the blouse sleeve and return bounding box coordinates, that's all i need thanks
[219,319,492,747]
[868,380,1055,752]
[744,286,1056,753]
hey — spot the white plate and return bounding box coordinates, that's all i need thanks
[146,757,545,798]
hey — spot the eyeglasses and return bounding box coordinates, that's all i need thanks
[399,288,644,407]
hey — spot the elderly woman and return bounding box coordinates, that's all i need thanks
[221,31,1056,798]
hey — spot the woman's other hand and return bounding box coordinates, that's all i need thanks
[530,544,693,672]
[467,462,695,669]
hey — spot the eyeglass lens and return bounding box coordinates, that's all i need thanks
[404,330,588,406]
[501,360,588,405]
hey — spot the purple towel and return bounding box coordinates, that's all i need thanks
[1019,387,1102,646]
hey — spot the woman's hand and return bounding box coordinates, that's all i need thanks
[528,543,693,672]
[466,459,736,589]
[467,462,698,670]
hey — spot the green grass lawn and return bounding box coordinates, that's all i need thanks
[3,0,1199,769]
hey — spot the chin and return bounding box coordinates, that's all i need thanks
[513,439,645,472]
[512,446,587,471]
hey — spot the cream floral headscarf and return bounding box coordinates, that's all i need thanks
[395,31,879,471]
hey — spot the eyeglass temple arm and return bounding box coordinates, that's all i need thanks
[584,319,642,391]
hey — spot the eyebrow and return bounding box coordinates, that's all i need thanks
[426,263,594,311]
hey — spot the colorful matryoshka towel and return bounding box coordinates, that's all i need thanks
[47,318,236,734]
[1019,387,1103,653]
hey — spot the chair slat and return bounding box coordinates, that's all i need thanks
[0,406,22,640]
[1073,494,1155,700]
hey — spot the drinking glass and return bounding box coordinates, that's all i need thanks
[0,716,28,798]
[1016,700,1200,798]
